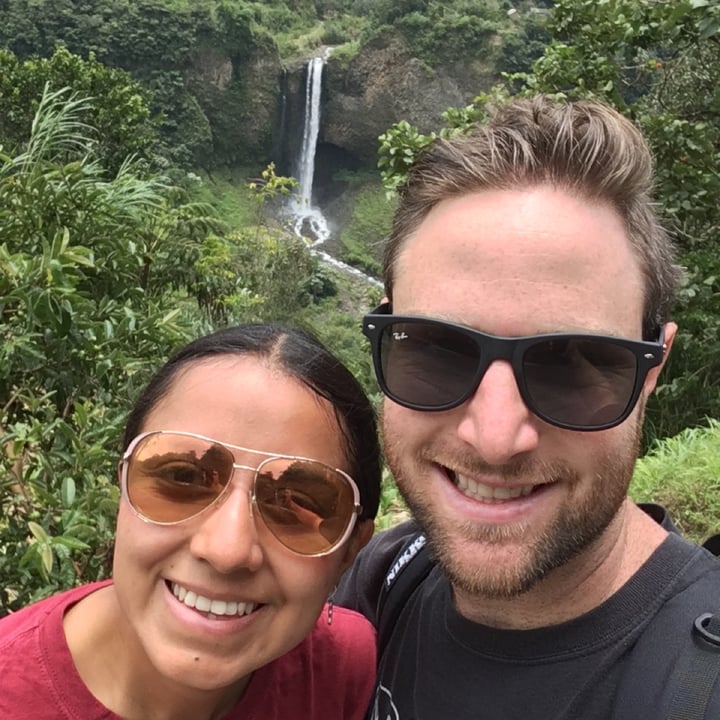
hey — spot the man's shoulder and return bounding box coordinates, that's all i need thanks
[336,520,422,622]
[362,520,422,561]
[239,607,377,719]
[608,536,720,718]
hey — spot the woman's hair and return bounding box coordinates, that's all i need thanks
[123,324,382,520]
[385,95,684,339]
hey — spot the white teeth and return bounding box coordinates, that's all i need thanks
[171,583,256,617]
[195,595,211,612]
[454,474,534,503]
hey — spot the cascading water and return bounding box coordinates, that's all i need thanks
[290,55,330,244]
[289,51,382,288]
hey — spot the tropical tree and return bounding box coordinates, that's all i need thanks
[0,46,158,173]
[0,86,209,611]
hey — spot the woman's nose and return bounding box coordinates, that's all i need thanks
[189,478,264,574]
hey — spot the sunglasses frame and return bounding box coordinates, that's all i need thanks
[363,303,666,431]
[118,430,363,557]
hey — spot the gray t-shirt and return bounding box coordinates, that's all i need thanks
[337,513,720,719]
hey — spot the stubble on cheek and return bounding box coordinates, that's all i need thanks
[382,410,643,600]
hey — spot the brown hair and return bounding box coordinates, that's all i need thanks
[123,324,382,520]
[384,95,683,338]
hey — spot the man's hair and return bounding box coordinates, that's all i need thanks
[384,94,683,338]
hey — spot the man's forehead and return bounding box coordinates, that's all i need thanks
[391,188,645,336]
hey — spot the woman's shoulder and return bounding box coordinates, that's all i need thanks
[277,604,376,677]
[234,607,377,719]
[0,580,111,646]
[310,604,377,662]
[0,580,113,719]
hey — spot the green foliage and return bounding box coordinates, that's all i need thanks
[0,47,158,173]
[303,293,381,398]
[338,178,396,276]
[374,468,409,532]
[365,0,508,66]
[377,89,502,193]
[248,162,299,226]
[378,120,436,195]
[327,40,362,66]
[0,86,227,611]
[185,167,257,229]
[631,419,720,544]
[1,400,123,610]
[497,12,550,75]
[193,227,323,324]
[0,0,276,169]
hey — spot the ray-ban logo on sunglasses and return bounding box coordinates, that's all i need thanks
[392,331,409,340]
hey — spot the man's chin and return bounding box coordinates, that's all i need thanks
[424,526,546,599]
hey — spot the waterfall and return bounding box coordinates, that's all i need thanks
[290,54,330,244]
[288,51,382,289]
[296,57,322,209]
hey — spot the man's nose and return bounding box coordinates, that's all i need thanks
[454,360,540,465]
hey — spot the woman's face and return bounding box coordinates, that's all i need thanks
[112,355,370,691]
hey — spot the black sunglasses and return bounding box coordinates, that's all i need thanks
[363,303,666,431]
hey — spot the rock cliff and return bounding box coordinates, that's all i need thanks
[321,33,497,167]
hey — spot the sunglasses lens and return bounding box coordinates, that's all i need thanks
[126,434,234,522]
[254,459,356,555]
[379,321,479,409]
[523,338,638,428]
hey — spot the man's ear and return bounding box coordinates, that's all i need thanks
[338,519,374,573]
[644,321,677,395]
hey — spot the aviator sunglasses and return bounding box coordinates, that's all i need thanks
[363,303,666,431]
[119,430,362,557]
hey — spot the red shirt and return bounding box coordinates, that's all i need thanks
[0,581,376,719]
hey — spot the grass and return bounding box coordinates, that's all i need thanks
[631,418,720,543]
[189,167,257,230]
[275,23,327,61]
[375,469,410,532]
[337,176,395,276]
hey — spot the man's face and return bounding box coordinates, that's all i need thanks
[382,186,674,602]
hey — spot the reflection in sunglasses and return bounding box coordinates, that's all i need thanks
[120,431,362,556]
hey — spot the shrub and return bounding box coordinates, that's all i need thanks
[631,419,720,544]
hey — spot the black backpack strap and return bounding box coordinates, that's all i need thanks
[666,612,720,719]
[665,538,720,719]
[376,532,433,653]
[639,502,683,534]
[702,534,720,557]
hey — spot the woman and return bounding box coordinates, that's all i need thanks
[0,324,382,719]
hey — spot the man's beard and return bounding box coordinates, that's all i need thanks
[384,417,643,600]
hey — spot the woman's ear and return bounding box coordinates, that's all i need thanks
[338,519,374,573]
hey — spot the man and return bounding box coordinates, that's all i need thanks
[337,95,720,719]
